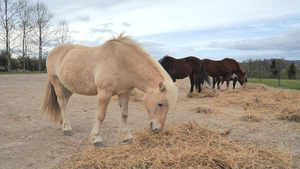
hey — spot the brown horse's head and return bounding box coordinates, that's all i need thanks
[238,71,247,86]
[144,80,179,132]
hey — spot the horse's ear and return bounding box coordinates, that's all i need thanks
[174,80,181,87]
[158,81,165,91]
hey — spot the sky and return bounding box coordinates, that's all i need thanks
[44,0,300,61]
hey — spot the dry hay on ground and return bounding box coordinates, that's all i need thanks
[192,106,223,114]
[238,114,264,122]
[207,83,300,123]
[277,108,300,123]
[187,87,219,98]
[58,121,293,169]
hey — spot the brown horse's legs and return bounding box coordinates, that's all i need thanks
[118,90,133,143]
[217,79,221,89]
[225,75,231,90]
[49,76,73,136]
[233,79,237,89]
[90,88,112,146]
[189,74,194,93]
[212,77,216,89]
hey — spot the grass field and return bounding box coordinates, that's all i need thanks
[248,78,300,90]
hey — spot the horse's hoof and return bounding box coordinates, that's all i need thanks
[93,141,105,147]
[63,130,72,136]
[123,138,133,144]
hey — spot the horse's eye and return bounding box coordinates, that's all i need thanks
[157,102,163,107]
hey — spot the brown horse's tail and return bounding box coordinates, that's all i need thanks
[201,61,211,86]
[195,74,201,91]
[41,79,62,124]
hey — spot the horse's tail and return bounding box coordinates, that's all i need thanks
[194,74,200,91]
[201,61,211,86]
[41,79,62,124]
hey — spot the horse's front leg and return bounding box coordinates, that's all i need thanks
[90,89,112,146]
[233,79,237,89]
[118,90,133,143]
[225,75,231,90]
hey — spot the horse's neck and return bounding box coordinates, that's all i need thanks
[131,58,164,93]
[234,65,244,76]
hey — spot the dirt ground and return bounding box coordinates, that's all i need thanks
[0,74,299,169]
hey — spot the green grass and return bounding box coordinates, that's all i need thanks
[248,78,300,90]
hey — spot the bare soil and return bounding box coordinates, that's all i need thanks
[0,74,299,169]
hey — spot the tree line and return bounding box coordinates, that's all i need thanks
[240,58,300,80]
[0,0,71,72]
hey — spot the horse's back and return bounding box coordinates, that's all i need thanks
[46,44,101,95]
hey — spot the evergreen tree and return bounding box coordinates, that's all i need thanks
[270,59,278,77]
[287,62,297,79]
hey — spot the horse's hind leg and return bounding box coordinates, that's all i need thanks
[118,90,133,143]
[212,77,216,89]
[189,74,194,93]
[49,76,73,136]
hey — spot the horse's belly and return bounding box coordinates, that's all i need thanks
[58,69,98,96]
[62,78,98,95]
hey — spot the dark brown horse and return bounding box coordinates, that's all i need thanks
[159,56,211,93]
[202,58,247,89]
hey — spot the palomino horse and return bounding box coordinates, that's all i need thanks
[202,58,247,89]
[159,56,210,93]
[213,73,238,89]
[42,34,180,146]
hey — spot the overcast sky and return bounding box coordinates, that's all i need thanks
[45,0,300,61]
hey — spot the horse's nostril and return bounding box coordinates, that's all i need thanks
[150,121,153,128]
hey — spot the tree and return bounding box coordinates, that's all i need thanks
[287,62,297,79]
[270,59,278,78]
[31,0,53,71]
[55,19,71,45]
[17,0,33,70]
[0,0,20,71]
[0,51,8,70]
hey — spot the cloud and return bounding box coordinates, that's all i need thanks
[223,50,300,61]
[77,15,90,22]
[77,37,105,46]
[90,28,114,34]
[121,22,130,27]
[139,41,173,60]
[101,22,114,28]
[209,28,300,51]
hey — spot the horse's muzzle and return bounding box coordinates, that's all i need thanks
[150,120,162,133]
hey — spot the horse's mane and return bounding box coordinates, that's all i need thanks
[106,34,178,107]
[159,55,173,64]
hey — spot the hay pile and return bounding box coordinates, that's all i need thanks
[201,83,300,123]
[238,114,264,122]
[187,87,219,98]
[58,121,292,169]
[192,106,223,114]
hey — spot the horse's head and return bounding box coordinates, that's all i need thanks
[238,71,247,86]
[144,80,179,132]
